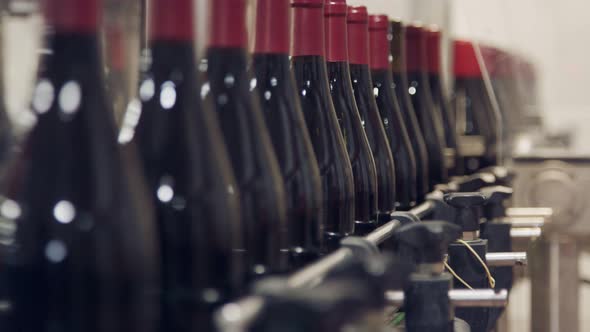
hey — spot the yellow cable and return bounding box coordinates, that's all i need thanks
[444,259,474,290]
[456,239,496,288]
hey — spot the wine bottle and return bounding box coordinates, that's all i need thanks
[292,0,355,250]
[389,20,429,202]
[253,0,323,267]
[426,26,462,176]
[0,0,160,331]
[206,0,290,276]
[369,14,417,211]
[405,23,447,189]
[453,40,498,174]
[324,0,378,235]
[347,6,396,224]
[119,0,245,329]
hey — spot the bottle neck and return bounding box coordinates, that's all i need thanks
[207,48,248,76]
[209,0,247,48]
[292,5,325,57]
[349,63,372,88]
[45,33,101,65]
[253,53,291,78]
[149,41,195,69]
[149,0,194,42]
[254,0,290,54]
[292,55,330,88]
[371,67,393,85]
[428,73,443,90]
[325,14,347,62]
[327,61,354,96]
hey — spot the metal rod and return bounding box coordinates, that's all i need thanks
[365,219,401,245]
[506,207,553,219]
[385,289,508,307]
[410,200,436,219]
[448,289,509,307]
[286,248,353,288]
[486,252,527,266]
[510,227,542,239]
[504,216,545,228]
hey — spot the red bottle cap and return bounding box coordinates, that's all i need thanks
[209,0,248,48]
[453,39,481,78]
[254,0,290,54]
[292,0,325,56]
[346,6,369,65]
[425,26,441,74]
[404,23,426,73]
[150,0,194,42]
[368,14,390,70]
[324,0,348,62]
[42,0,100,33]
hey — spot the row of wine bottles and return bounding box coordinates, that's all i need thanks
[0,0,537,331]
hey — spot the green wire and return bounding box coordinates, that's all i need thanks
[390,312,405,327]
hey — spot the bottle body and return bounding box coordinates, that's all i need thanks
[292,55,355,251]
[327,61,378,233]
[128,41,244,330]
[253,54,323,266]
[407,71,448,188]
[454,78,498,173]
[349,64,397,222]
[372,69,417,210]
[207,47,290,277]
[389,21,429,202]
[1,32,160,332]
[393,72,430,202]
[429,74,463,176]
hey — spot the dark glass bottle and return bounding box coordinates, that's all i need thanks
[291,0,355,251]
[369,14,417,211]
[389,20,429,202]
[0,0,160,331]
[253,0,323,267]
[119,0,244,330]
[426,27,462,176]
[324,0,378,235]
[405,24,447,189]
[206,0,290,277]
[453,40,498,174]
[347,6,396,224]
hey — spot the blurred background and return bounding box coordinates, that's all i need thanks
[1,0,589,331]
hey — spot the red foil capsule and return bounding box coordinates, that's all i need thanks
[292,0,325,56]
[405,23,426,73]
[324,0,348,62]
[209,0,248,48]
[255,0,290,53]
[43,0,100,33]
[453,39,482,78]
[368,14,390,70]
[346,5,369,65]
[150,0,193,42]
